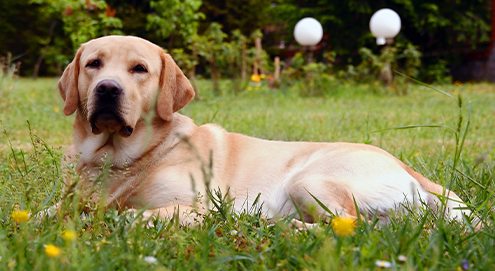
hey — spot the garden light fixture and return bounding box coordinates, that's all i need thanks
[369,8,401,45]
[294,17,323,46]
[293,17,323,63]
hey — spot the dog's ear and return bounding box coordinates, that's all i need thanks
[58,46,84,116]
[157,51,195,121]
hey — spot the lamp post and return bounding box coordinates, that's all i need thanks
[369,8,401,86]
[294,17,323,64]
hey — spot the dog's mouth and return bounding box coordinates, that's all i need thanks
[89,109,134,137]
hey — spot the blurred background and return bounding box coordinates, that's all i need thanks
[0,0,493,85]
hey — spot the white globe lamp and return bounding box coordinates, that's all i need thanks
[369,8,401,45]
[294,17,323,46]
[293,17,323,63]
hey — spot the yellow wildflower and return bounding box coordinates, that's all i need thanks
[62,230,77,241]
[44,244,61,258]
[260,74,266,79]
[55,109,60,113]
[11,210,29,223]
[331,216,356,236]
[251,74,261,83]
[247,86,253,91]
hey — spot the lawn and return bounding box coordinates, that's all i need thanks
[0,77,494,270]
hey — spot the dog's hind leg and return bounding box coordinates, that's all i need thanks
[285,175,359,225]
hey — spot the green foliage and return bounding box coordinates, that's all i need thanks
[270,0,490,63]
[339,44,422,88]
[192,23,228,94]
[0,0,490,81]
[281,52,337,97]
[399,43,422,78]
[267,0,490,84]
[423,59,453,84]
[200,0,273,36]
[0,0,68,76]
[0,0,206,76]
[301,62,336,97]
[30,0,123,50]
[355,46,397,81]
[147,0,204,40]
[218,30,248,94]
[182,25,273,96]
[171,49,198,75]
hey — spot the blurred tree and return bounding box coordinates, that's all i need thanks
[200,0,272,36]
[193,23,228,94]
[31,0,123,49]
[102,0,204,50]
[0,0,491,81]
[0,0,67,76]
[29,0,123,77]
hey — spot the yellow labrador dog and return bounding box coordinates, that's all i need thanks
[58,35,470,226]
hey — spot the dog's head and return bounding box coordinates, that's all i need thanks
[58,35,195,137]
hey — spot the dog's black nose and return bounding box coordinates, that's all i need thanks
[95,80,122,97]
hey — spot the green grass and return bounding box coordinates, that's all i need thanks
[0,78,494,270]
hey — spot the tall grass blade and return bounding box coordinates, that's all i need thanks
[395,71,454,99]
[373,124,456,134]
[306,189,335,216]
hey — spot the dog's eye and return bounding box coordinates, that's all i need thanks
[132,65,147,73]
[86,59,101,68]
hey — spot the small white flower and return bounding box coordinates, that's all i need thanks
[230,230,238,236]
[375,260,392,268]
[398,255,407,262]
[144,256,158,264]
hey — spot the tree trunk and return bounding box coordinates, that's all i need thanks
[274,56,280,82]
[241,40,247,80]
[210,59,219,95]
[254,37,264,75]
[187,69,200,100]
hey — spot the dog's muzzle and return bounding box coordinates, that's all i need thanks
[89,79,134,137]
